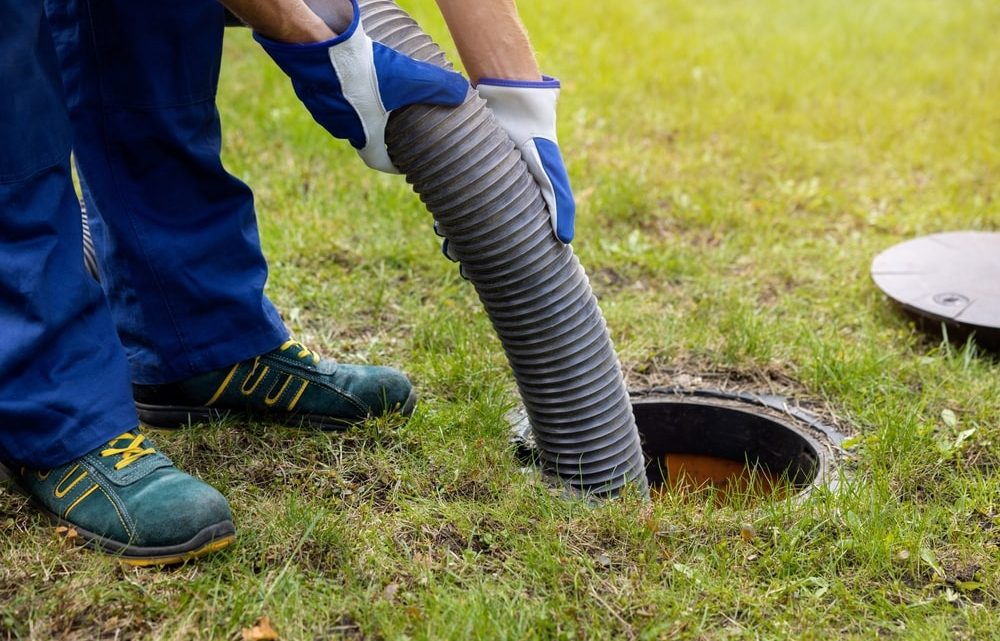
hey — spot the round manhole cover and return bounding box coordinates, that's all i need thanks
[871,231,1000,352]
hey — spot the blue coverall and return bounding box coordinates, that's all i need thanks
[1,0,288,467]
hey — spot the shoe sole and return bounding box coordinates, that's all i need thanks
[136,387,418,431]
[1,470,236,566]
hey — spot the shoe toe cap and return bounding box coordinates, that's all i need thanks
[339,364,414,415]
[127,471,234,548]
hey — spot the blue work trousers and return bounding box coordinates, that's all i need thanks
[0,0,135,466]
[45,0,287,385]
[1,1,287,466]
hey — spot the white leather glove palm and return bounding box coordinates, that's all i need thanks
[477,76,576,244]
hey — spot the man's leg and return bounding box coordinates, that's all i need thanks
[45,0,289,385]
[46,0,414,429]
[0,0,133,468]
[0,0,235,565]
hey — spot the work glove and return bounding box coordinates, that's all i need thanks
[477,76,576,244]
[254,0,468,173]
[436,75,577,276]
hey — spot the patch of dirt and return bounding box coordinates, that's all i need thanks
[0,592,158,641]
[590,267,628,292]
[313,615,370,641]
[960,437,1000,473]
[432,469,505,504]
[279,248,364,273]
[389,515,518,580]
[625,356,800,395]
[590,265,683,298]
[623,357,856,439]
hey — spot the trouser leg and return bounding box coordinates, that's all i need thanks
[0,0,136,467]
[45,0,288,385]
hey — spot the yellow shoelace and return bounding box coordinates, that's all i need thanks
[101,432,157,471]
[280,339,320,365]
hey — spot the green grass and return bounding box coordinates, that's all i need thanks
[3,0,1000,638]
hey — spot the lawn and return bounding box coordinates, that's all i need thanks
[2,0,999,639]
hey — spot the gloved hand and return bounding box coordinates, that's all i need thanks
[477,76,576,244]
[254,0,468,173]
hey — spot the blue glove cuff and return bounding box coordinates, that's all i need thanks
[476,75,561,90]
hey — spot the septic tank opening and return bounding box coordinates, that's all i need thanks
[510,388,843,502]
[633,394,823,501]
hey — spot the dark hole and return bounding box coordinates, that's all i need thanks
[632,398,820,499]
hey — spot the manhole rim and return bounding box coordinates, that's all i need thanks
[510,387,847,501]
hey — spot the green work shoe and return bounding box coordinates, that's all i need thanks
[133,339,417,430]
[0,430,235,566]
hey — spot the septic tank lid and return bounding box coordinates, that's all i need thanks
[871,231,1000,352]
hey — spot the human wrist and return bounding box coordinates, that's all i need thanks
[256,3,341,44]
[257,16,335,43]
[296,16,338,42]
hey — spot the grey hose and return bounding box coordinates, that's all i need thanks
[359,0,649,498]
[83,3,650,498]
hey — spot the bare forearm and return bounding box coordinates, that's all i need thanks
[223,0,541,82]
[220,0,353,42]
[434,0,541,84]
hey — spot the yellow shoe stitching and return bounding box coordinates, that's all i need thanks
[54,466,89,499]
[54,464,80,492]
[264,374,294,407]
[97,485,133,539]
[240,360,269,395]
[63,483,99,518]
[205,362,241,407]
[287,380,309,411]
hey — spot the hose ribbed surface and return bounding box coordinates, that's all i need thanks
[360,0,648,498]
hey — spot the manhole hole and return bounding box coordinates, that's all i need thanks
[511,388,845,502]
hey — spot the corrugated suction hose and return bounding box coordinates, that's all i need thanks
[81,1,650,498]
[359,0,648,498]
